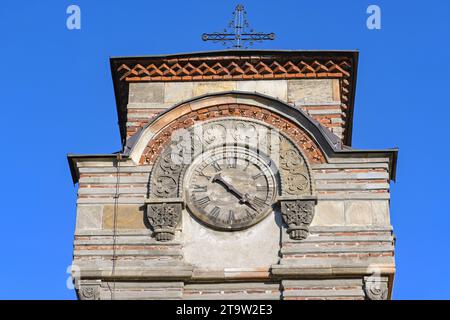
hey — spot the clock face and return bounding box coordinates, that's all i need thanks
[184,146,277,231]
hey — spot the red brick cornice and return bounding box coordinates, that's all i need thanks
[117,56,351,82]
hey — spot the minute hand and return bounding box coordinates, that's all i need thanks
[212,173,245,200]
[212,174,260,212]
[241,194,261,212]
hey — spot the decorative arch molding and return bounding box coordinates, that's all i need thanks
[141,103,326,166]
[145,116,318,242]
[148,117,316,200]
[139,95,324,242]
[125,91,342,165]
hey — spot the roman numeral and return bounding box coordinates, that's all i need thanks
[253,196,267,209]
[210,206,220,218]
[242,159,250,172]
[194,196,210,209]
[228,210,235,224]
[193,185,207,192]
[256,185,268,192]
[252,172,263,180]
[195,170,211,180]
[245,209,256,219]
[211,161,222,172]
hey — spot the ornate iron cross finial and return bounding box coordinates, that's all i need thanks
[202,4,275,49]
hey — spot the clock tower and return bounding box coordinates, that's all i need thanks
[68,50,397,300]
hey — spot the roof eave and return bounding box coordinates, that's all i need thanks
[67,154,127,184]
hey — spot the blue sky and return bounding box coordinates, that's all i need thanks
[0,0,449,299]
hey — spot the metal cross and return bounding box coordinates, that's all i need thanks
[202,4,275,49]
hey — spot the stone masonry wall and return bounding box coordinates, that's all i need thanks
[73,77,393,300]
[126,79,345,141]
[73,155,394,299]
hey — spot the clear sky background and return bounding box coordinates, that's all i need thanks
[0,0,449,300]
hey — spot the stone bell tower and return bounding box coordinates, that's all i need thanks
[68,50,397,300]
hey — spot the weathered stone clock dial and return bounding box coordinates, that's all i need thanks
[185,146,277,231]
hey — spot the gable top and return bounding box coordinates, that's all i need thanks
[110,50,359,147]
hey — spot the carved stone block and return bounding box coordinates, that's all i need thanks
[146,201,182,241]
[280,199,315,240]
[364,276,389,300]
[78,285,100,300]
[150,150,184,198]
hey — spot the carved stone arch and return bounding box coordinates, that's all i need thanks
[148,116,315,198]
[126,92,335,165]
[145,116,318,241]
[138,103,326,166]
[142,99,325,242]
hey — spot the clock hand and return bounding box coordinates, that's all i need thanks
[212,174,261,212]
[212,173,245,200]
[241,193,261,212]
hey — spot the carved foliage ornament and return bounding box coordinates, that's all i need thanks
[280,199,315,240]
[146,202,182,241]
[151,150,183,198]
[279,140,311,196]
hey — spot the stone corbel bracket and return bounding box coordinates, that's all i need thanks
[145,198,183,242]
[278,196,317,241]
[364,276,389,300]
[77,280,101,300]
